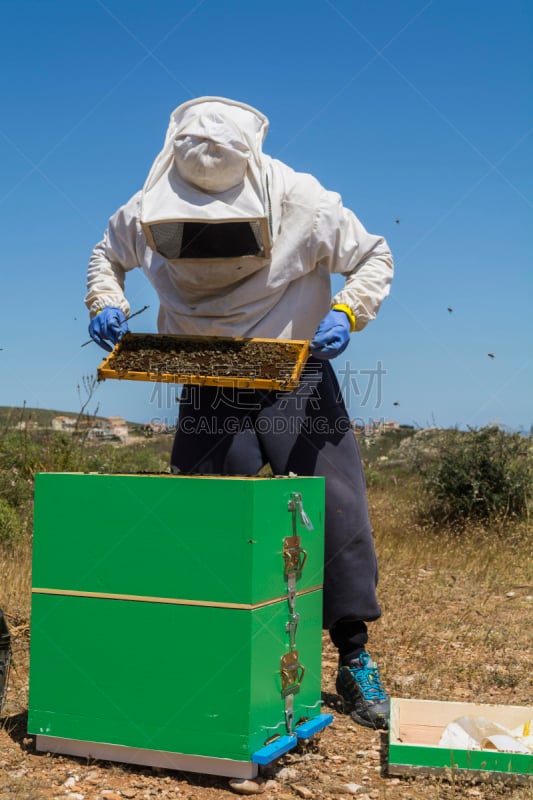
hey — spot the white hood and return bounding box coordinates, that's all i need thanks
[141,97,272,261]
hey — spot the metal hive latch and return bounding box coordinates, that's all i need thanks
[283,491,312,575]
[282,535,307,575]
[280,650,305,697]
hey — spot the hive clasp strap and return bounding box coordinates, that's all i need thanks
[280,492,314,734]
[288,492,314,533]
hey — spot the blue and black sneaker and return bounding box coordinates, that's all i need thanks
[336,651,390,730]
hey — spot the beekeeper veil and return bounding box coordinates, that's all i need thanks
[141,97,271,263]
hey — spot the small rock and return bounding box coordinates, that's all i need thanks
[100,793,122,800]
[264,780,279,792]
[395,674,416,686]
[9,769,27,778]
[387,778,401,785]
[291,786,313,799]
[466,791,482,797]
[85,770,101,782]
[66,794,84,800]
[64,777,79,788]
[228,778,266,795]
[121,791,138,799]
[344,784,363,794]
[276,767,299,781]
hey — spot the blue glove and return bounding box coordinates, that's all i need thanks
[310,309,351,360]
[88,307,129,352]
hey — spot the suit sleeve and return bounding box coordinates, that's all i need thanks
[313,188,393,331]
[85,191,144,318]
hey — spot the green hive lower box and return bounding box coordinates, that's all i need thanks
[389,698,533,781]
[28,474,328,778]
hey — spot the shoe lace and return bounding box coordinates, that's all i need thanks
[348,652,388,703]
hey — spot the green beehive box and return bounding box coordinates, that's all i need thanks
[389,698,533,781]
[28,474,326,778]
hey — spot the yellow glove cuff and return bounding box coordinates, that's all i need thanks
[332,303,356,332]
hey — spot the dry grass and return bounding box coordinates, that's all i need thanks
[369,484,532,709]
[0,537,32,625]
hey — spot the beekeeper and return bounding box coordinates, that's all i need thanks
[86,96,393,730]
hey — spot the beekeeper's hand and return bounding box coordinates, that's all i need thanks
[310,307,353,360]
[88,307,129,352]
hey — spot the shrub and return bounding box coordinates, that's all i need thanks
[413,426,532,527]
[0,497,22,546]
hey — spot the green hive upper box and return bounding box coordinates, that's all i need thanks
[28,473,326,778]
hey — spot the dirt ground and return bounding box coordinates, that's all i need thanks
[1,626,531,800]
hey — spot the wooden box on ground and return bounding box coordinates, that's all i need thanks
[28,474,326,778]
[389,698,533,781]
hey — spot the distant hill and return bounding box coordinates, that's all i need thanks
[355,426,418,464]
[0,406,133,428]
[0,406,76,427]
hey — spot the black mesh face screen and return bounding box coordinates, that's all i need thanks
[149,221,263,259]
[150,222,184,259]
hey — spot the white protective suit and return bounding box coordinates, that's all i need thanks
[85,96,393,340]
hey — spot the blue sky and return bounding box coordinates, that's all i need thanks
[0,0,531,431]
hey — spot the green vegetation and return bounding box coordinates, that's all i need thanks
[0,497,20,547]
[356,424,532,529]
[411,426,532,528]
[2,407,530,545]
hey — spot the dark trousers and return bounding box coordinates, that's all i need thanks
[171,357,381,643]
